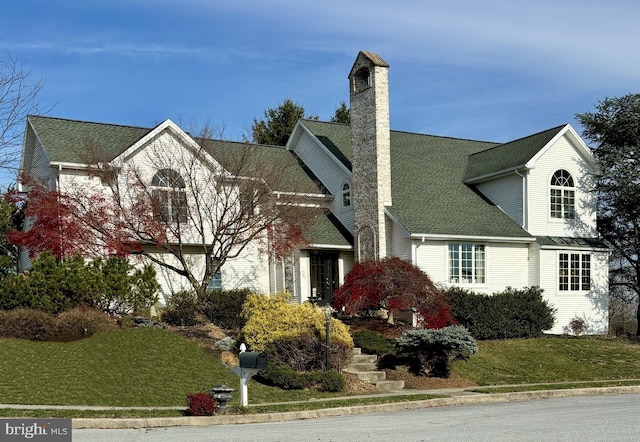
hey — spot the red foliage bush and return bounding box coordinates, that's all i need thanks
[333,257,455,328]
[185,393,218,416]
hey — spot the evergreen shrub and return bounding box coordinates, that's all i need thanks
[198,288,250,330]
[255,362,308,390]
[256,362,347,392]
[0,252,159,315]
[396,325,478,377]
[351,330,396,356]
[444,286,555,339]
[307,370,346,392]
[161,291,201,326]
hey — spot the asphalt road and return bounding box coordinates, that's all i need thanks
[73,393,640,441]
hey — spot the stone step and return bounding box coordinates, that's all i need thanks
[374,380,405,392]
[346,347,404,391]
[351,354,377,364]
[343,369,387,382]
[347,362,378,372]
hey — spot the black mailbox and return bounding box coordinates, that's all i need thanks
[239,352,267,370]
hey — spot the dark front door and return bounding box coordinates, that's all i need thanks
[310,251,338,305]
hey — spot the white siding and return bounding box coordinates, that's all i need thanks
[292,130,354,233]
[417,240,529,292]
[526,135,597,237]
[152,240,270,304]
[537,248,609,334]
[23,127,55,187]
[476,173,524,227]
[389,217,411,261]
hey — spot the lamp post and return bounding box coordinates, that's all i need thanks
[322,305,334,371]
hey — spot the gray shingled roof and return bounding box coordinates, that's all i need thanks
[28,115,152,163]
[301,120,545,239]
[464,125,565,182]
[26,115,353,248]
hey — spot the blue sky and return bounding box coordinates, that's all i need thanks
[2,0,639,153]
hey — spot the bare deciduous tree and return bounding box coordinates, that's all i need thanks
[1,56,47,171]
[20,122,325,297]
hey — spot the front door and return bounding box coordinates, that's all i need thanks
[310,251,338,305]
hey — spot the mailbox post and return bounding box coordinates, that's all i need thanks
[233,351,267,407]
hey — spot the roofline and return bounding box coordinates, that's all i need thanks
[410,233,535,243]
[464,165,528,184]
[304,244,353,250]
[288,120,353,176]
[526,124,597,169]
[539,244,610,252]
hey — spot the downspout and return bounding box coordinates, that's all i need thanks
[514,168,526,229]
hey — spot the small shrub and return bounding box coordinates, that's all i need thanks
[53,306,117,341]
[255,362,307,390]
[185,392,218,416]
[352,330,396,356]
[308,370,346,392]
[396,325,478,377]
[566,317,586,336]
[0,308,56,341]
[161,291,201,326]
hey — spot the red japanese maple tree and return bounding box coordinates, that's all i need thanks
[332,257,456,328]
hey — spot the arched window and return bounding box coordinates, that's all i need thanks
[342,182,351,207]
[550,169,575,219]
[151,169,187,223]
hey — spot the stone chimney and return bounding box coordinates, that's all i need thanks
[348,51,391,262]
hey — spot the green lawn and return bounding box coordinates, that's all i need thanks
[2,328,640,415]
[453,336,640,385]
[0,327,378,408]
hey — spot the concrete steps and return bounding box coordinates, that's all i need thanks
[343,348,404,392]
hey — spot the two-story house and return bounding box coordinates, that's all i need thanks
[18,51,609,334]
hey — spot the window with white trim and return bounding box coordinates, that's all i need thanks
[151,169,187,223]
[550,170,575,219]
[449,243,485,284]
[559,252,591,291]
[206,258,222,291]
[342,182,351,207]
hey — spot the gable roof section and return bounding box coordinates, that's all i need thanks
[464,125,566,182]
[305,211,353,248]
[26,115,322,195]
[28,115,152,164]
[298,119,353,170]
[301,120,534,239]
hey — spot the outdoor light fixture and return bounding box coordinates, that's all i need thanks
[322,305,334,371]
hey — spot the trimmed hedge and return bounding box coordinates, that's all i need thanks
[444,286,555,340]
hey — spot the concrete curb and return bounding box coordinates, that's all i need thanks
[71,385,640,429]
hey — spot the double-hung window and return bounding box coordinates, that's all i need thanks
[206,257,223,291]
[550,170,575,219]
[449,243,485,284]
[559,253,591,291]
[151,169,187,223]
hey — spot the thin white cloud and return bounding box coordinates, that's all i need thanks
[0,41,220,59]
